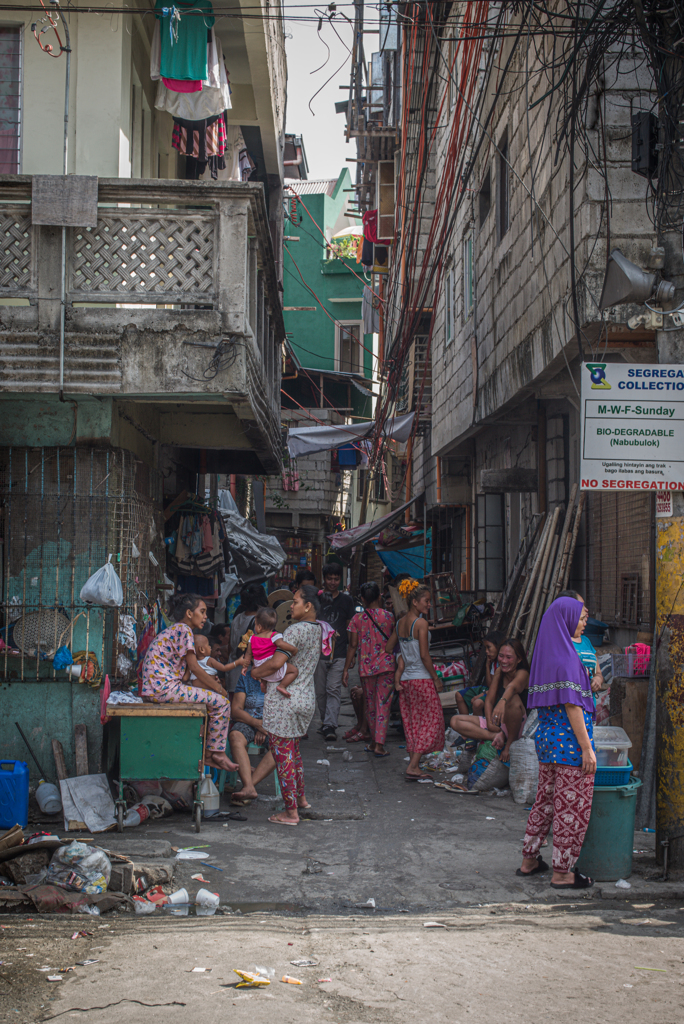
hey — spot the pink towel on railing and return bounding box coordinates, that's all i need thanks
[162,78,202,93]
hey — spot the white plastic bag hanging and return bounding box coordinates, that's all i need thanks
[80,555,124,607]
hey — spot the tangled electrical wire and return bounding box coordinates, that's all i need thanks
[365,0,684,481]
[182,336,240,382]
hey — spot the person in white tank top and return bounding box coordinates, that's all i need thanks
[391,581,445,782]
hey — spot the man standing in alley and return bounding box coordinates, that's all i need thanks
[314,562,356,741]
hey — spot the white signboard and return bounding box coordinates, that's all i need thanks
[580,362,684,491]
[656,491,673,517]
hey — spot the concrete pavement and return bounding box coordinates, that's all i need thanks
[4,904,684,1023]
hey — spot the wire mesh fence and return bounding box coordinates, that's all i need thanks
[0,446,163,683]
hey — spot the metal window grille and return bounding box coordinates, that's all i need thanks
[0,447,163,682]
[477,493,505,591]
[0,27,21,174]
[584,492,651,629]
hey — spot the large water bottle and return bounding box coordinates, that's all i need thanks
[35,780,62,815]
[200,775,220,817]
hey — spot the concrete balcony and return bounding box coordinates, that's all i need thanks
[0,176,284,473]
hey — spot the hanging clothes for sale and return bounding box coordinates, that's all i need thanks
[154,0,215,82]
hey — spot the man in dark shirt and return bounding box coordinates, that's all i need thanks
[314,562,356,740]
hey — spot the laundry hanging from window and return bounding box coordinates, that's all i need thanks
[154,0,215,83]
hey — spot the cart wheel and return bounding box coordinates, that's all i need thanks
[194,804,202,833]
[116,804,124,833]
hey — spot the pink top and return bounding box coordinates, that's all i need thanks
[162,78,203,93]
[141,622,195,696]
[250,632,283,663]
[348,609,396,676]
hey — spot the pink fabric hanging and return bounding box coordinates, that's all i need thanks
[162,78,203,93]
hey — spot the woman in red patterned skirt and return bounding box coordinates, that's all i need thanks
[393,581,444,781]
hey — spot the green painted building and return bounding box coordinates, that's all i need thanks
[264,170,378,576]
[283,170,374,391]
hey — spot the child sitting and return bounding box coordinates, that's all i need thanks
[241,607,298,698]
[183,633,243,683]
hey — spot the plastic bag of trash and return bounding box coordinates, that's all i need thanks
[46,841,111,894]
[508,737,539,805]
[79,556,123,607]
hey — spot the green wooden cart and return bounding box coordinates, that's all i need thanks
[104,703,207,833]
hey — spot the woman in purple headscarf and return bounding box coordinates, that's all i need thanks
[517,595,597,889]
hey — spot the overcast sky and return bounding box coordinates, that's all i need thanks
[284,11,354,180]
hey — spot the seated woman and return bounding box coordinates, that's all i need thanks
[228,666,277,805]
[141,593,240,773]
[454,629,505,716]
[450,637,529,763]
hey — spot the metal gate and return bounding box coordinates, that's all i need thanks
[0,446,163,682]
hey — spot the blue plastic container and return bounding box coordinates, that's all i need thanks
[0,760,29,829]
[594,760,633,787]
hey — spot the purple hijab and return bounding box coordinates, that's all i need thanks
[527,597,594,715]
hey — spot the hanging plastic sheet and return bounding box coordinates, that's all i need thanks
[220,510,286,584]
[374,532,432,579]
[287,412,415,459]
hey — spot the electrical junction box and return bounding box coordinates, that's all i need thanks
[631,112,658,178]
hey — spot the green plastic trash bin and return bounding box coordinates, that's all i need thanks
[575,777,642,881]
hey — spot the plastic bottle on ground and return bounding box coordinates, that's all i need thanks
[36,781,62,815]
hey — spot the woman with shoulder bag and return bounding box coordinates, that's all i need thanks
[343,582,396,756]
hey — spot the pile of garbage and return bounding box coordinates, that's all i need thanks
[0,828,128,914]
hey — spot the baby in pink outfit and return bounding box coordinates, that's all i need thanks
[242,607,299,698]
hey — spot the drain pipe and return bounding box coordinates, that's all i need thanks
[55,0,71,402]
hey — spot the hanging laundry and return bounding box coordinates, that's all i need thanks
[362,209,392,246]
[361,237,374,269]
[363,284,380,334]
[154,26,231,120]
[155,0,215,82]
[172,113,226,160]
[239,146,256,181]
[162,77,202,93]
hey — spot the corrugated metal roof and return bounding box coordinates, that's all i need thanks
[285,178,339,197]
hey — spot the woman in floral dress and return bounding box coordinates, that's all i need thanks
[393,580,444,781]
[250,584,321,825]
[141,593,239,772]
[343,581,396,756]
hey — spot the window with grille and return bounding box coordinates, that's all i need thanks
[0,27,21,174]
[477,493,505,591]
[338,322,362,373]
[357,468,387,502]
[497,130,509,241]
[463,235,473,320]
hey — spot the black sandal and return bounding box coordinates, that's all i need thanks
[516,856,550,877]
[550,871,594,889]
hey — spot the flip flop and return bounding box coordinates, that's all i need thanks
[347,732,371,743]
[268,815,298,826]
[364,745,376,754]
[516,856,550,877]
[550,871,594,890]
[230,796,254,807]
[374,751,390,758]
[405,773,433,783]
[434,780,469,793]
